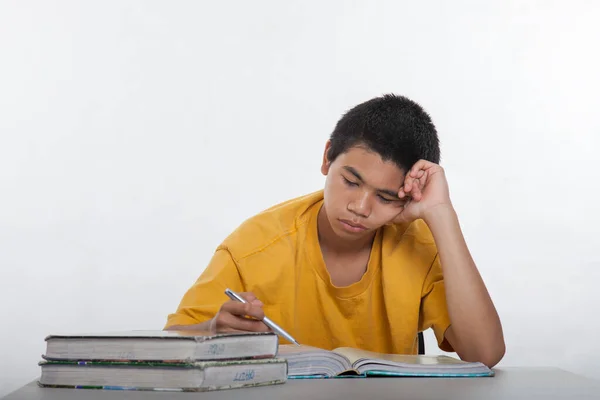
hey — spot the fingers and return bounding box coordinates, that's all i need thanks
[231,291,264,310]
[221,299,265,321]
[213,292,272,333]
[238,292,262,305]
[409,159,435,177]
[402,175,421,201]
[403,165,425,192]
[412,170,428,201]
[402,164,429,201]
[214,312,272,333]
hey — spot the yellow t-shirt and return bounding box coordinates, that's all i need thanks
[165,190,453,354]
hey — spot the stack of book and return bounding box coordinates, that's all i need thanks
[38,330,287,392]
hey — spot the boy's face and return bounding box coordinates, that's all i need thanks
[321,142,409,240]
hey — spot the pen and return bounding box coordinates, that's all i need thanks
[224,288,300,346]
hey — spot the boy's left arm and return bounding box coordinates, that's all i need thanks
[396,160,505,368]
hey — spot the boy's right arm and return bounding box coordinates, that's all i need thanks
[164,248,270,334]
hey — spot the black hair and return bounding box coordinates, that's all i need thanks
[327,94,440,171]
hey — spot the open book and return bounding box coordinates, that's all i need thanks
[278,345,494,378]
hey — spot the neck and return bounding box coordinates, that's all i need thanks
[317,205,376,254]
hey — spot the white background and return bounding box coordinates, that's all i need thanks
[1,0,599,396]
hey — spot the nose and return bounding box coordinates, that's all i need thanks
[347,190,371,218]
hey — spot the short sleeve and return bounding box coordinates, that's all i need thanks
[164,247,244,329]
[418,253,454,352]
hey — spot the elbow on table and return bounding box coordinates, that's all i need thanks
[478,340,506,369]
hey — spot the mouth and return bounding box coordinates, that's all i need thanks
[339,219,368,233]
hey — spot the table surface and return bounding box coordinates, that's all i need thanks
[3,368,600,400]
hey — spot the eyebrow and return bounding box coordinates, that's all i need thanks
[342,166,401,199]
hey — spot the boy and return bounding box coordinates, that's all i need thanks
[164,94,505,368]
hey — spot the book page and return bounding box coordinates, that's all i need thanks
[277,344,331,356]
[278,345,352,377]
[333,347,465,366]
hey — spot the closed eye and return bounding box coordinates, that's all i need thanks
[377,194,394,204]
[342,176,359,187]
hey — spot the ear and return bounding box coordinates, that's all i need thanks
[321,140,332,175]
